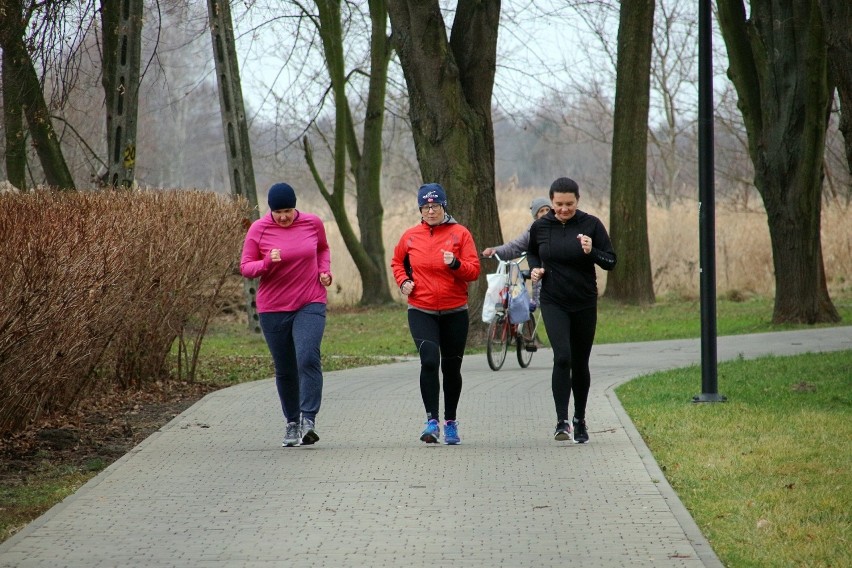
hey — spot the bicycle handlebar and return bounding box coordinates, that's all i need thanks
[484,253,531,283]
[484,252,527,263]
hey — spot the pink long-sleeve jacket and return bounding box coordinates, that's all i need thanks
[240,211,331,313]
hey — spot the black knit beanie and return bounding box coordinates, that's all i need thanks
[268,183,297,210]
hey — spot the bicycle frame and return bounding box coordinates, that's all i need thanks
[485,253,539,371]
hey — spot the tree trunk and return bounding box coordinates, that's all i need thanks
[101,0,118,184]
[717,0,839,324]
[819,0,852,178]
[206,0,262,330]
[765,198,837,323]
[387,0,504,324]
[309,0,393,305]
[0,0,75,190]
[2,49,27,191]
[208,0,259,209]
[605,0,656,305]
[351,0,393,305]
[99,0,143,188]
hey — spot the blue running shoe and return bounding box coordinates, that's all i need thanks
[444,420,460,445]
[420,419,440,443]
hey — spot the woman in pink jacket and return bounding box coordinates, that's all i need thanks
[240,183,332,448]
[391,183,480,445]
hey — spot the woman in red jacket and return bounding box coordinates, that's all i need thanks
[391,183,480,445]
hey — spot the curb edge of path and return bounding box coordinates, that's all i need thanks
[605,382,726,568]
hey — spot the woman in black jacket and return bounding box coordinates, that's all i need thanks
[528,177,617,443]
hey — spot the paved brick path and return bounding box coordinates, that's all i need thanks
[1,327,849,567]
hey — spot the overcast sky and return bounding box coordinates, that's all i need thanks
[229,1,619,121]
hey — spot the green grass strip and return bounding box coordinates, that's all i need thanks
[616,351,852,568]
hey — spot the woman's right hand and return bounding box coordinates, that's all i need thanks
[400,280,415,295]
[270,249,282,262]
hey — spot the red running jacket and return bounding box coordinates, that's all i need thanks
[391,216,481,312]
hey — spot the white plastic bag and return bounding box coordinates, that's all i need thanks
[481,261,507,323]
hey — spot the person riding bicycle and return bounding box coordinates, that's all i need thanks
[481,196,550,310]
[482,197,550,349]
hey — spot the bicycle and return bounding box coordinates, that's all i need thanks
[484,253,541,371]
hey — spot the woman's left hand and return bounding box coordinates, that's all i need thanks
[441,249,455,265]
[577,234,592,254]
[319,272,332,287]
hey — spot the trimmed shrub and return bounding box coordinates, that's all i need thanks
[0,189,251,434]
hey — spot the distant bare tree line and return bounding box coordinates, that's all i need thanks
[1,0,848,204]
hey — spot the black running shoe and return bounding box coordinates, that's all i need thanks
[553,420,573,441]
[573,417,589,444]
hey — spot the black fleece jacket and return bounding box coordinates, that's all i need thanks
[526,209,617,310]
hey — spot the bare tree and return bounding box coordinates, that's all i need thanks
[122,0,229,191]
[100,0,143,188]
[605,0,656,305]
[646,0,698,208]
[819,0,852,180]
[713,81,760,210]
[386,0,504,318]
[230,1,396,305]
[0,0,237,192]
[0,0,76,189]
[717,0,839,323]
[2,50,27,190]
[303,0,394,305]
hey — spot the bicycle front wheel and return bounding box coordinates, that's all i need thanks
[516,317,536,368]
[486,314,510,371]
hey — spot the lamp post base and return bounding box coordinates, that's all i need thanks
[692,393,727,403]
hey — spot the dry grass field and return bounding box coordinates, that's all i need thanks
[299,185,851,305]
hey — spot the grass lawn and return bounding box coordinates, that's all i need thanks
[616,352,851,568]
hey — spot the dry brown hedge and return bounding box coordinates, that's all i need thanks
[0,189,251,434]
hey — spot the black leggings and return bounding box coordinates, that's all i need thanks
[407,308,469,422]
[540,303,597,422]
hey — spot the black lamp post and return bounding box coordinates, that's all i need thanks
[694,0,727,403]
